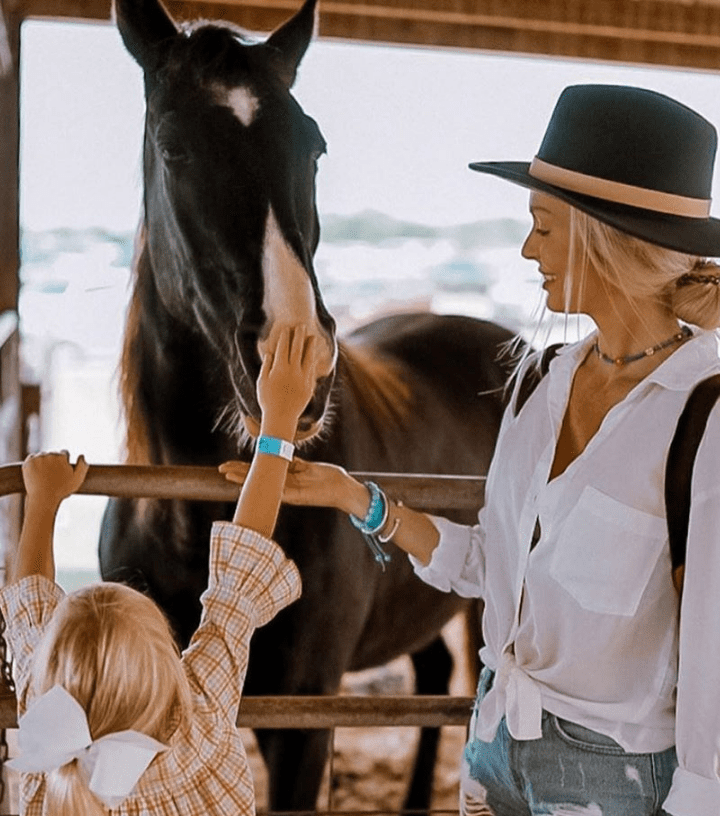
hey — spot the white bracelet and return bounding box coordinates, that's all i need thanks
[377,516,401,544]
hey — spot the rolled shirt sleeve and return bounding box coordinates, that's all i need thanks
[0,575,65,715]
[410,513,485,599]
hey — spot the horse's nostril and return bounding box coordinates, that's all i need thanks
[301,399,315,417]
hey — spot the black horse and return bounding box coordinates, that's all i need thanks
[100,0,515,811]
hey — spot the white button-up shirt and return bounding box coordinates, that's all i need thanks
[412,329,720,816]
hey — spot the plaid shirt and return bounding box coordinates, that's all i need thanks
[0,522,302,815]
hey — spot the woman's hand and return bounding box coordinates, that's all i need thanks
[220,457,370,516]
[257,326,318,439]
[283,459,358,511]
[22,451,89,506]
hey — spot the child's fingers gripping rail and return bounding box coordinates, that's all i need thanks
[22,451,89,505]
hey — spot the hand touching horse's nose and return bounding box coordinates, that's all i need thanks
[256,326,319,438]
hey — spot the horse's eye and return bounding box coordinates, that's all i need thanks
[159,142,190,164]
[153,114,190,165]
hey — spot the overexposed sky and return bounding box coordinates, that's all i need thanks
[18,18,720,232]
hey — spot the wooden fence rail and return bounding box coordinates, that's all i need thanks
[0,464,484,731]
[0,463,485,510]
[0,693,475,730]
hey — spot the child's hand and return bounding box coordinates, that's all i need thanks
[22,452,89,506]
[257,326,318,437]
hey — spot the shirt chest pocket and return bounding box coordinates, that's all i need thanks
[548,486,668,617]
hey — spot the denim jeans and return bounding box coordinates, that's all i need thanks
[461,668,677,816]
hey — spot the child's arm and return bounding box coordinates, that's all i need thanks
[227,326,317,538]
[12,452,88,584]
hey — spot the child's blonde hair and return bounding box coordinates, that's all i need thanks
[29,582,193,816]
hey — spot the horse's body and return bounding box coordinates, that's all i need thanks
[101,0,514,810]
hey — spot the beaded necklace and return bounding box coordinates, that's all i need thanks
[594,325,692,367]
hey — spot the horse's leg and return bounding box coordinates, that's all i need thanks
[402,635,455,816]
[255,727,333,812]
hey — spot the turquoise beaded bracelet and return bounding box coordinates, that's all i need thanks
[349,481,393,570]
[349,481,388,534]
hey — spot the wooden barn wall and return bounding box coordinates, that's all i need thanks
[7,0,720,72]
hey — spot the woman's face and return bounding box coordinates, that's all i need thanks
[521,190,600,314]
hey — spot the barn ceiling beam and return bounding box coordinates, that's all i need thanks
[11,0,720,71]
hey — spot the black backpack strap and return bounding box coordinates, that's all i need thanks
[513,343,564,417]
[665,373,720,577]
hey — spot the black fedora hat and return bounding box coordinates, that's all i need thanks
[469,84,720,258]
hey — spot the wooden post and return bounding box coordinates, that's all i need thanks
[0,1,20,581]
[0,1,19,316]
[0,40,21,816]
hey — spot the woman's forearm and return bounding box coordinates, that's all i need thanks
[334,471,440,566]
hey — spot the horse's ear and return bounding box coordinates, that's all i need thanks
[263,0,318,88]
[113,0,178,70]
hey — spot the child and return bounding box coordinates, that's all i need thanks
[1,325,317,815]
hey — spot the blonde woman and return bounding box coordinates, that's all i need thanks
[224,86,720,815]
[2,326,316,815]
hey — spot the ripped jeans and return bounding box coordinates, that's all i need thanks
[461,669,677,816]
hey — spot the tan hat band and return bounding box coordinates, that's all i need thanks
[529,157,711,219]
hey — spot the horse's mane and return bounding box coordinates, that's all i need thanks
[337,342,412,429]
[120,229,153,465]
[166,20,256,84]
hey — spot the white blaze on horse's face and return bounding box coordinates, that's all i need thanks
[255,205,337,437]
[214,84,260,127]
[226,85,260,127]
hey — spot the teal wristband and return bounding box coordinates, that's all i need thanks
[256,435,295,461]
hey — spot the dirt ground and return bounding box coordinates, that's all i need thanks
[243,614,473,815]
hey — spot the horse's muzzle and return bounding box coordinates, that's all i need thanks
[242,414,322,444]
[240,371,334,443]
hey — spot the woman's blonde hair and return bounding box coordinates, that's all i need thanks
[569,207,720,330]
[29,582,193,816]
[509,203,720,384]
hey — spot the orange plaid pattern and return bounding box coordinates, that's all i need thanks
[0,522,302,815]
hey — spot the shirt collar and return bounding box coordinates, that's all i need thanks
[546,328,720,392]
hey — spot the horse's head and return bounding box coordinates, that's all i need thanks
[115,0,336,444]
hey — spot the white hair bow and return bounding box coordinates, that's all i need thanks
[8,685,168,809]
